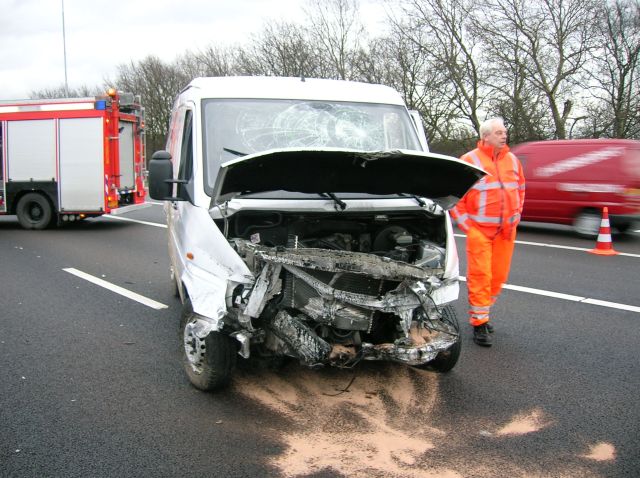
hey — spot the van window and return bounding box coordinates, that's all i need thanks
[177,110,193,199]
[201,99,421,195]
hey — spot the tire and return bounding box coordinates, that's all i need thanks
[180,299,236,391]
[169,266,180,298]
[16,193,53,230]
[573,209,601,238]
[416,305,461,373]
[615,222,632,234]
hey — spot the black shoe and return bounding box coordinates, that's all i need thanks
[486,322,494,334]
[473,324,493,347]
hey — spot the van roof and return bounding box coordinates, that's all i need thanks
[183,76,407,105]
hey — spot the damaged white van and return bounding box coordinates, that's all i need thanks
[148,77,484,390]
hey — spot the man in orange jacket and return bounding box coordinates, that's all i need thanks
[450,118,525,346]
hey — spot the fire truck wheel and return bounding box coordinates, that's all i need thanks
[16,193,53,230]
[180,298,236,391]
[415,305,461,373]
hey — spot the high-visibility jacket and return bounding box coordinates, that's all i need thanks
[451,141,526,239]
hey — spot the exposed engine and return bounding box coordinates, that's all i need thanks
[217,210,460,369]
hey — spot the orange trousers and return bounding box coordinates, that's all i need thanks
[465,226,516,326]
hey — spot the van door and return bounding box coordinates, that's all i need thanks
[167,107,195,291]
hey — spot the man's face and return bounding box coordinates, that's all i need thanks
[483,123,508,150]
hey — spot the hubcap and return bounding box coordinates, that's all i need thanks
[574,213,600,237]
[184,321,207,373]
[29,203,43,220]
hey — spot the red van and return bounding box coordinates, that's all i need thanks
[511,139,640,237]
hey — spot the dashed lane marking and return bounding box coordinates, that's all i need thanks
[63,268,168,310]
[103,214,167,228]
[459,276,640,314]
[455,233,640,258]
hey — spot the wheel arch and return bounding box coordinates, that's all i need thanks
[7,184,58,215]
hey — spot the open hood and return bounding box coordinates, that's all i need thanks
[212,148,486,209]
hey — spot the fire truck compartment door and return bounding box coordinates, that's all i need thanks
[59,117,104,212]
[119,121,135,190]
[7,119,56,181]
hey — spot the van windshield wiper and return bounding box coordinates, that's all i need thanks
[223,147,247,157]
[321,192,347,211]
[400,193,426,207]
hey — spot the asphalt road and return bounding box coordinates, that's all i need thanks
[1,205,639,478]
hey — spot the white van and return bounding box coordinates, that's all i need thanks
[148,76,484,390]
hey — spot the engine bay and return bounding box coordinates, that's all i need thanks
[216,210,459,368]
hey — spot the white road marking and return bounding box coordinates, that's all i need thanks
[459,276,640,314]
[63,268,168,310]
[454,233,640,258]
[103,215,167,228]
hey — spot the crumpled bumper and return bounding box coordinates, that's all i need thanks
[360,334,458,366]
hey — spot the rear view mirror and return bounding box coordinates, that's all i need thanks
[148,150,185,201]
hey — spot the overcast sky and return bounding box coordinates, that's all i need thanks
[1,0,389,100]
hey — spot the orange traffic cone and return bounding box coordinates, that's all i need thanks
[588,207,619,256]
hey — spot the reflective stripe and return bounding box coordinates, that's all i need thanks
[509,152,519,173]
[456,213,470,229]
[470,214,501,223]
[468,151,484,169]
[501,182,519,188]
[468,152,488,218]
[470,313,489,319]
[510,152,525,212]
[471,305,491,313]
[478,190,487,217]
[473,182,503,191]
[470,316,490,326]
[461,147,525,230]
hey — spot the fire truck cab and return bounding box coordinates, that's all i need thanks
[0,89,147,229]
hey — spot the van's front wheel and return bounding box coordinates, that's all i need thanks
[573,209,601,238]
[415,305,461,373]
[180,299,236,391]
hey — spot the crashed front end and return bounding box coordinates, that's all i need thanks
[180,148,485,373]
[230,240,459,367]
[179,197,462,371]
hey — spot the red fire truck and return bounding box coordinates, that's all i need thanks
[0,89,147,229]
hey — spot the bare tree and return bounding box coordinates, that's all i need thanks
[483,0,599,139]
[304,0,365,79]
[583,0,640,138]
[178,45,241,79]
[355,29,462,148]
[237,21,319,77]
[396,0,487,134]
[111,56,190,155]
[474,0,553,142]
[30,84,103,99]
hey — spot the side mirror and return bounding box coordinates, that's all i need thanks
[148,150,184,201]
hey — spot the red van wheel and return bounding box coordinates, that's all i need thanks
[573,210,601,238]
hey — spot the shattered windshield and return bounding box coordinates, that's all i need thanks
[202,98,422,194]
